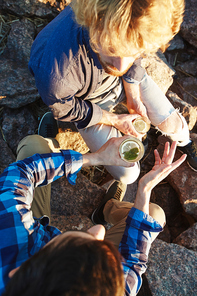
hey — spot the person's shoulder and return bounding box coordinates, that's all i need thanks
[29,5,90,67]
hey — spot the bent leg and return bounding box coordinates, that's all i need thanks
[140,73,190,146]
[157,112,190,147]
[78,124,140,184]
[104,199,166,248]
[16,135,60,219]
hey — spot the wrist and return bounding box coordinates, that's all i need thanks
[134,182,151,214]
[82,152,104,167]
[99,110,118,126]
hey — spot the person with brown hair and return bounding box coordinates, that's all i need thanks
[29,0,197,177]
[1,113,186,295]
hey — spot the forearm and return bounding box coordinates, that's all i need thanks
[123,79,149,118]
[123,80,140,101]
[0,151,83,210]
[98,109,119,126]
[134,181,151,215]
[82,152,102,167]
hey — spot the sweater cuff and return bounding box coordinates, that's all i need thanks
[77,102,103,129]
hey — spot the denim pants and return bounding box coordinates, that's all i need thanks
[78,73,190,184]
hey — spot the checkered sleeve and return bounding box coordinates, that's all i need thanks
[0,150,83,209]
[0,150,83,293]
[119,207,163,296]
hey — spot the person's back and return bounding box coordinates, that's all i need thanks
[29,4,102,116]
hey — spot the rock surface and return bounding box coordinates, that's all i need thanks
[0,132,15,169]
[146,239,197,296]
[1,107,38,154]
[0,0,67,18]
[0,1,197,295]
[180,0,197,48]
[156,140,197,220]
[141,51,175,94]
[167,90,197,131]
[175,76,197,107]
[173,222,197,251]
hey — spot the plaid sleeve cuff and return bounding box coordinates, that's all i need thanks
[60,150,83,185]
[126,207,163,233]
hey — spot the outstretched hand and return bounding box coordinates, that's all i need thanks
[134,141,186,214]
[139,141,187,192]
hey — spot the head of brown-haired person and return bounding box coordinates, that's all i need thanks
[3,225,125,296]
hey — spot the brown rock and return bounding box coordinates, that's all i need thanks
[6,19,35,64]
[173,222,197,251]
[151,183,182,218]
[146,239,197,296]
[1,107,38,154]
[167,91,197,131]
[0,0,67,18]
[150,182,191,241]
[156,141,197,220]
[50,171,106,232]
[180,0,197,48]
[175,59,197,77]
[56,128,89,154]
[175,76,197,107]
[167,34,185,51]
[141,51,175,94]
[0,132,16,169]
[0,18,40,108]
[157,225,171,243]
[0,57,40,108]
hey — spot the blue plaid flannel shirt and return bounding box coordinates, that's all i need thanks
[0,150,163,295]
[0,150,83,294]
[120,208,163,295]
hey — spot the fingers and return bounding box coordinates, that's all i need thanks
[166,141,177,164]
[138,104,149,119]
[161,141,177,164]
[159,154,186,179]
[153,152,186,182]
[154,141,186,169]
[154,149,161,165]
[170,153,187,170]
[161,142,170,163]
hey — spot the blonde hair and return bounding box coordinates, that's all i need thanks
[71,0,185,57]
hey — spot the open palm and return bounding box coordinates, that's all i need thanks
[139,141,187,192]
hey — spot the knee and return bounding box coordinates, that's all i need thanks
[157,111,182,134]
[16,135,51,160]
[149,203,166,227]
[18,135,47,150]
[156,112,190,145]
[109,162,140,185]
